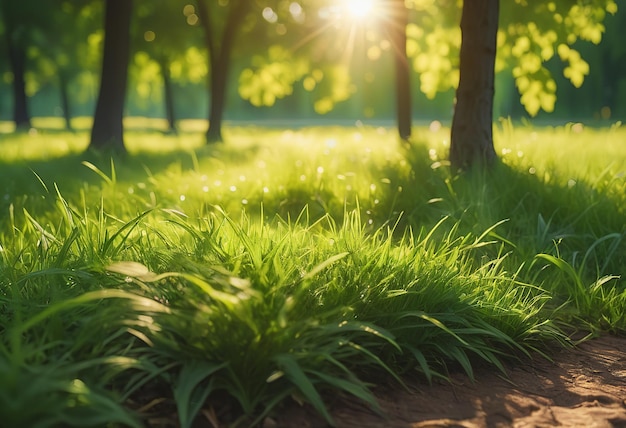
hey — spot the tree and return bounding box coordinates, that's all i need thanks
[89,0,133,151]
[406,0,619,169]
[449,0,499,169]
[195,0,254,143]
[0,0,45,129]
[132,0,204,133]
[389,0,412,140]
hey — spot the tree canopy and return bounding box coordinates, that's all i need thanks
[0,0,621,155]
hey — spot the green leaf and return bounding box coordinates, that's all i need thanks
[174,361,227,428]
[274,354,333,425]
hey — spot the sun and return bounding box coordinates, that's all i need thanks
[342,0,376,20]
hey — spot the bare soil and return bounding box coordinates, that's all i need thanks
[268,335,626,428]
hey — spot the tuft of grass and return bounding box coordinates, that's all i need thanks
[1,120,625,424]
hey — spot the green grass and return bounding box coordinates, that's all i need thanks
[1,118,625,426]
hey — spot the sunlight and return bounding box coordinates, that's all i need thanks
[342,0,376,20]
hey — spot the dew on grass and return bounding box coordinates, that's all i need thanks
[572,123,584,133]
[502,148,512,155]
[239,175,246,182]
[180,195,186,201]
[325,138,337,149]
[230,186,237,192]
[299,175,307,182]
[128,187,134,194]
[568,179,577,188]
[257,160,267,169]
[337,174,346,180]
[517,150,524,158]
[381,178,391,184]
[214,180,222,186]
[202,186,209,193]
[374,199,380,204]
[317,166,324,174]
[242,199,249,205]
[370,183,377,192]
[429,149,438,160]
[442,139,449,147]
[137,182,146,189]
[263,187,270,193]
[346,185,353,191]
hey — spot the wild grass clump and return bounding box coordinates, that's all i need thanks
[1,120,625,425]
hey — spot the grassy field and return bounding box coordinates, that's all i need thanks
[1,118,625,426]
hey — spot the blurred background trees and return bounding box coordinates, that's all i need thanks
[0,0,623,149]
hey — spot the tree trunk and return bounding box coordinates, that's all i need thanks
[206,54,229,143]
[59,71,73,131]
[159,58,176,133]
[390,0,412,140]
[89,0,133,151]
[450,0,499,170]
[6,37,31,129]
[197,0,249,143]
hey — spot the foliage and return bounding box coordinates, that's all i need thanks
[406,0,619,116]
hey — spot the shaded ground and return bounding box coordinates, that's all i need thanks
[269,335,626,428]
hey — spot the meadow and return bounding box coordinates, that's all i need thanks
[0,118,625,426]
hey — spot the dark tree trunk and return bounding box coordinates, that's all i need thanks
[196,0,249,143]
[206,53,229,143]
[450,0,499,170]
[59,71,73,131]
[159,58,176,133]
[89,0,132,151]
[390,0,412,140]
[6,37,31,129]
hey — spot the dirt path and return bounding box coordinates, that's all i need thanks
[271,335,626,427]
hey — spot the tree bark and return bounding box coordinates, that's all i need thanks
[390,0,412,140]
[8,43,31,129]
[197,0,249,143]
[2,8,32,131]
[89,0,133,151]
[158,58,176,133]
[450,0,499,170]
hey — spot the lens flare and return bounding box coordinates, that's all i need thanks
[343,0,376,19]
